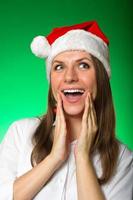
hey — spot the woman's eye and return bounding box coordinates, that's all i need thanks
[79,62,90,69]
[54,65,63,71]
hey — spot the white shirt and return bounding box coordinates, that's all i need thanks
[0,117,133,200]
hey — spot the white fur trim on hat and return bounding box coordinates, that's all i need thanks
[30,36,51,58]
[46,29,110,81]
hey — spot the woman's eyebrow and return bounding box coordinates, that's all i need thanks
[52,60,64,64]
[52,57,92,64]
[75,58,92,62]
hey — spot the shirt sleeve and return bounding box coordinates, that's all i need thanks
[104,144,133,200]
[0,121,25,200]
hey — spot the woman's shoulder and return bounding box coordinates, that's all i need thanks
[102,142,133,199]
[11,117,42,138]
[9,116,41,131]
[11,117,42,130]
[117,141,133,168]
[1,117,42,147]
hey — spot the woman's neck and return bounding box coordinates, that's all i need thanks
[65,114,82,142]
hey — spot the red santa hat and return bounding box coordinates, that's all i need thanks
[30,21,110,81]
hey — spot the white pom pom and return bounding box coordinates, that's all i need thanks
[30,36,51,58]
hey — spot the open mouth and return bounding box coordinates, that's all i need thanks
[62,89,85,96]
[61,88,85,103]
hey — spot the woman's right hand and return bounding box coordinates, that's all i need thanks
[49,92,69,168]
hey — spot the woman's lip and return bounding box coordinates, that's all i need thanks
[60,90,88,104]
[61,88,85,91]
[63,94,83,103]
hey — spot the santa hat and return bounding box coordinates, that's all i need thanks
[30,21,110,81]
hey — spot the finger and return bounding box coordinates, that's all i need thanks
[55,92,64,126]
[54,93,64,140]
[57,92,64,118]
[87,95,95,131]
[81,93,91,139]
[87,112,92,134]
[57,92,66,129]
[89,96,98,133]
[54,93,60,129]
[82,93,90,125]
[90,96,97,125]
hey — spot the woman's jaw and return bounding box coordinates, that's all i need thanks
[56,89,91,117]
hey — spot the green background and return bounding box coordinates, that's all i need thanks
[0,0,133,150]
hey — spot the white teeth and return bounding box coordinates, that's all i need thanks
[63,89,85,94]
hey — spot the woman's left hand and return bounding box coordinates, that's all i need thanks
[74,92,98,158]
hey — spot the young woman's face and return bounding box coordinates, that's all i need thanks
[50,50,97,117]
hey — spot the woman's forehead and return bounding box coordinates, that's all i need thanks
[52,50,92,63]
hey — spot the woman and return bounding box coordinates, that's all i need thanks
[0,21,133,200]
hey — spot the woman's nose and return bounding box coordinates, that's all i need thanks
[64,68,78,83]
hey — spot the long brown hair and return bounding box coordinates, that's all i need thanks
[31,55,119,185]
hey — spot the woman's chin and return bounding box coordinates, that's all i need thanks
[63,104,84,117]
[60,93,86,117]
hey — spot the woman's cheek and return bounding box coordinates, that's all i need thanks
[86,80,97,100]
